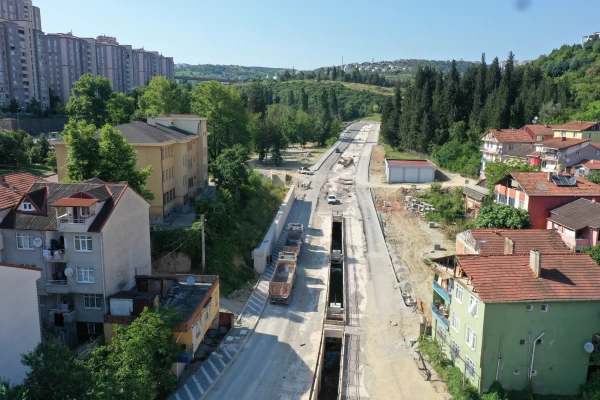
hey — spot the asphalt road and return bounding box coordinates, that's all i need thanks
[202,121,369,400]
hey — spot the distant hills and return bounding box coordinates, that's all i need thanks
[175,64,282,81]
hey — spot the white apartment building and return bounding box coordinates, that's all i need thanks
[480,129,534,178]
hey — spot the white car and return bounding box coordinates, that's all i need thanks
[298,167,314,175]
[327,194,337,204]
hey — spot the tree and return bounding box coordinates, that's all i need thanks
[62,119,100,182]
[474,204,532,229]
[27,98,42,116]
[583,244,600,266]
[539,101,562,124]
[138,76,182,116]
[18,341,92,400]
[38,134,50,160]
[87,308,179,400]
[7,98,19,114]
[191,81,249,160]
[107,92,135,125]
[0,129,34,165]
[211,144,250,200]
[484,159,540,192]
[65,74,114,126]
[588,172,600,185]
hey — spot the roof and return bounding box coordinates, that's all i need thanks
[507,172,600,196]
[0,262,42,273]
[483,129,533,143]
[503,143,536,159]
[548,198,600,230]
[109,291,158,301]
[386,159,436,167]
[111,121,195,144]
[463,185,489,201]
[456,253,600,302]
[0,181,127,232]
[51,197,99,207]
[0,172,46,210]
[523,124,555,139]
[575,160,600,171]
[462,229,570,254]
[535,138,590,150]
[552,121,598,131]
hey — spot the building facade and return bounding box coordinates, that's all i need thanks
[547,198,600,251]
[527,138,596,172]
[54,114,209,223]
[0,180,151,346]
[480,129,534,178]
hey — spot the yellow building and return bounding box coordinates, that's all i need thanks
[55,114,209,222]
[552,121,600,139]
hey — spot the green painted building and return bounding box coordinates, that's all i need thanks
[431,251,600,395]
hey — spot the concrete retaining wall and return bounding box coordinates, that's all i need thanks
[0,117,68,135]
[252,185,295,274]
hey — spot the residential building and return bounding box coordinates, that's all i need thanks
[582,32,600,45]
[493,172,600,228]
[0,179,151,346]
[480,129,533,178]
[432,251,600,394]
[455,229,570,255]
[527,138,595,172]
[552,121,600,141]
[54,114,209,222]
[573,158,600,176]
[462,185,489,218]
[0,171,45,223]
[547,198,600,251]
[523,124,555,142]
[104,274,220,378]
[0,262,41,384]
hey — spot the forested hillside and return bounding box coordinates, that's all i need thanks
[175,64,282,81]
[381,37,600,177]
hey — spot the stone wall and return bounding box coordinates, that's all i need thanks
[0,117,68,135]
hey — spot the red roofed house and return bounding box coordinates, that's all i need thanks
[573,154,600,177]
[547,198,600,250]
[480,129,534,178]
[527,138,597,173]
[552,121,600,141]
[523,124,556,142]
[455,228,570,255]
[494,172,600,228]
[0,172,46,224]
[431,250,600,394]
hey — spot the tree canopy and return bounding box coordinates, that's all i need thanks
[211,144,250,199]
[474,204,532,229]
[483,159,541,192]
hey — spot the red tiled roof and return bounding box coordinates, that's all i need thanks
[386,159,436,167]
[576,159,600,170]
[509,172,600,196]
[0,262,42,272]
[456,253,600,302]
[158,114,201,118]
[466,229,570,254]
[51,197,99,207]
[523,124,555,139]
[536,137,590,150]
[0,172,46,210]
[484,129,534,143]
[552,121,598,131]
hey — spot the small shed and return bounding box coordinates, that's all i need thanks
[463,185,489,218]
[385,159,437,183]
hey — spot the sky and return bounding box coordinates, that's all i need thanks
[37,0,600,70]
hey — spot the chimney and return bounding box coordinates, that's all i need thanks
[504,237,515,255]
[529,250,542,278]
[547,171,553,182]
[0,175,4,182]
[561,137,566,141]
[592,199,597,204]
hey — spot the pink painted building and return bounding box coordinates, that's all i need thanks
[547,198,600,251]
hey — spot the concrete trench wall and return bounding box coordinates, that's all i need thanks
[252,186,296,274]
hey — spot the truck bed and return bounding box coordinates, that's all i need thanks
[269,260,296,304]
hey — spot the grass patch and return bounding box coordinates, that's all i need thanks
[0,163,55,176]
[363,114,382,122]
[341,82,393,95]
[383,144,421,160]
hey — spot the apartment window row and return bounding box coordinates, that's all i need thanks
[163,167,174,181]
[526,304,548,312]
[162,146,173,160]
[83,293,102,309]
[163,188,175,204]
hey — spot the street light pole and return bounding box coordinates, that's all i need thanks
[201,214,206,274]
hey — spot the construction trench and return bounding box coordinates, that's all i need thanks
[313,214,347,400]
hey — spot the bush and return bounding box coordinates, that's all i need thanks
[474,204,531,229]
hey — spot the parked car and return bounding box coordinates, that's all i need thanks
[298,167,314,175]
[335,148,342,153]
[327,194,337,204]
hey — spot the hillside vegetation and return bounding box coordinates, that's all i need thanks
[175,64,282,81]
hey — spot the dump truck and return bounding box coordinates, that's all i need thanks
[269,223,304,304]
[328,214,345,320]
[330,214,343,264]
[269,252,297,304]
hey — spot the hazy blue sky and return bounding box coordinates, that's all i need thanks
[36,0,600,69]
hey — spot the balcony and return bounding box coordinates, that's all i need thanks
[50,305,77,324]
[481,146,501,154]
[57,214,94,232]
[540,152,558,160]
[44,248,66,261]
[431,305,449,331]
[433,280,451,304]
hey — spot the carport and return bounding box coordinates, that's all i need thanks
[385,159,437,183]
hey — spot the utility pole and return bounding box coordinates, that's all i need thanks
[201,214,206,274]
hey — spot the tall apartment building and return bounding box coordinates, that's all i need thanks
[0,0,41,29]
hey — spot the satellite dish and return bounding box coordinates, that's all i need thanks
[33,237,43,248]
[186,276,196,286]
[569,177,577,185]
[584,342,595,353]
[566,157,570,163]
[556,151,562,157]
[64,267,73,277]
[465,179,470,185]
[532,116,539,124]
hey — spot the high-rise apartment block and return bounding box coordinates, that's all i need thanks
[0,0,173,109]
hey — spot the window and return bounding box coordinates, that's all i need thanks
[469,295,479,317]
[465,355,476,380]
[576,150,580,156]
[541,304,548,312]
[536,338,543,345]
[22,201,34,211]
[520,339,526,346]
[466,326,477,350]
[16,233,34,249]
[508,197,515,207]
[450,340,460,359]
[77,267,94,283]
[514,370,521,376]
[561,131,566,137]
[74,235,93,252]
[87,322,96,334]
[83,294,102,309]
[526,304,533,312]
[531,370,537,377]
[451,311,460,332]
[454,285,464,304]
[519,200,525,209]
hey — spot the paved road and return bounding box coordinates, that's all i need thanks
[202,121,369,400]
